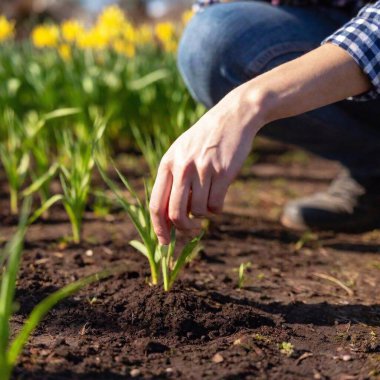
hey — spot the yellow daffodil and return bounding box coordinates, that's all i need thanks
[155,22,176,44]
[98,5,126,28]
[155,22,177,52]
[32,24,59,48]
[96,5,126,40]
[76,27,101,50]
[58,43,71,60]
[123,22,137,43]
[136,24,153,46]
[0,15,15,42]
[113,38,136,58]
[61,20,84,43]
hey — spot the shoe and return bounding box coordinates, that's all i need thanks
[281,170,380,232]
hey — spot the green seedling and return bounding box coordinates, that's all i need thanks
[279,342,294,357]
[0,107,79,215]
[130,93,205,177]
[0,109,31,215]
[235,262,252,289]
[22,112,106,242]
[92,189,114,217]
[98,163,203,291]
[0,199,111,380]
[131,122,169,177]
[26,109,78,208]
[294,231,319,251]
[57,118,107,244]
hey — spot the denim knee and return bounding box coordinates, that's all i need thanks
[178,2,344,109]
[178,4,246,108]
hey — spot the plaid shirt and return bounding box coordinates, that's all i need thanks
[194,0,380,100]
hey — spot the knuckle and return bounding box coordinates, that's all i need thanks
[154,226,167,237]
[168,211,181,225]
[149,202,161,216]
[159,154,172,170]
[175,160,194,176]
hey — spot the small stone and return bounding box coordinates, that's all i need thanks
[342,354,352,361]
[233,335,251,346]
[85,249,93,257]
[130,368,141,377]
[103,247,113,255]
[212,353,224,363]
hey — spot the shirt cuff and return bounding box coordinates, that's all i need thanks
[322,2,380,101]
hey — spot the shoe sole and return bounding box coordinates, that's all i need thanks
[280,214,309,231]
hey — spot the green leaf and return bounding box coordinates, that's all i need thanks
[43,108,80,121]
[18,154,30,177]
[0,198,31,369]
[22,163,59,197]
[130,240,149,258]
[128,69,170,91]
[168,232,204,290]
[28,194,64,225]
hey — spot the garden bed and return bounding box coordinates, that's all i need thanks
[5,146,380,380]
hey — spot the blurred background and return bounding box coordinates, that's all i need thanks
[0,0,194,26]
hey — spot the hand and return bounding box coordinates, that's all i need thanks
[149,87,268,245]
[150,44,372,245]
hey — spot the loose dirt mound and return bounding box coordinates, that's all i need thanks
[118,282,274,340]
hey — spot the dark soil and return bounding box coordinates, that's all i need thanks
[3,140,380,380]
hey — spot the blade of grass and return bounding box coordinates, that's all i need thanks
[0,198,31,372]
[28,194,64,225]
[168,232,203,291]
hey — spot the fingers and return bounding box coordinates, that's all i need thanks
[168,165,201,233]
[150,155,228,245]
[150,160,173,245]
[190,168,212,218]
[208,174,229,214]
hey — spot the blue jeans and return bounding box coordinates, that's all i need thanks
[178,1,380,175]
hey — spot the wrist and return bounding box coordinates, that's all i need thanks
[228,80,278,131]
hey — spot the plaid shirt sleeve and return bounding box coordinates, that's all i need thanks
[322,1,380,101]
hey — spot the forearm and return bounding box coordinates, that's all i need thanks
[236,43,372,126]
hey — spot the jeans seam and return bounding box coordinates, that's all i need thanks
[245,41,316,76]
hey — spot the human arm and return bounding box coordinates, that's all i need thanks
[150,12,378,244]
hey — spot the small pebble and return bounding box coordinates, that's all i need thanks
[233,338,242,346]
[85,249,93,257]
[212,353,224,363]
[342,354,352,361]
[130,368,141,377]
